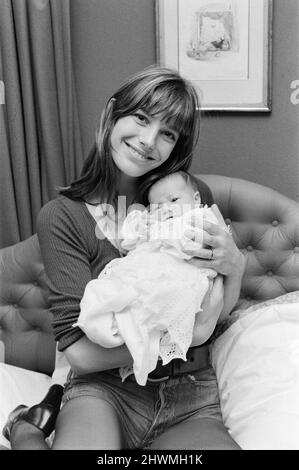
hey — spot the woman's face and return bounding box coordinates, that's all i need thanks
[110,110,179,178]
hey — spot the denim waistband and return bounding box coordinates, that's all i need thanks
[147,344,210,382]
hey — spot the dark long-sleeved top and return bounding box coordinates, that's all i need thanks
[37,196,120,351]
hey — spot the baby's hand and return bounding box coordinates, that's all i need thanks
[121,210,150,249]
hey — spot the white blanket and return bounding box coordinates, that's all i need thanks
[211,301,299,449]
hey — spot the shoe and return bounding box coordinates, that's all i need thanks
[2,384,64,441]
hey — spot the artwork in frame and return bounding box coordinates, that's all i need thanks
[156,0,272,111]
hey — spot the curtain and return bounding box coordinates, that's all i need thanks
[0,0,83,248]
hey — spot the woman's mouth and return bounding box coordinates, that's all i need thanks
[125,142,155,161]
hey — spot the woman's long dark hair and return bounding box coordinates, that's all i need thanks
[60,66,201,206]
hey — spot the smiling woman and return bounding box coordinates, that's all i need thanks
[3,66,244,450]
[58,66,201,207]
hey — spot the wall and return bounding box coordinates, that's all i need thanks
[70,0,156,153]
[70,0,299,200]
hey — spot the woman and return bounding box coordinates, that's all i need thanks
[3,66,245,449]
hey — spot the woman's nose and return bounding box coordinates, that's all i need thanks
[139,124,159,148]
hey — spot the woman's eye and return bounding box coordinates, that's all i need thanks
[171,197,179,202]
[163,130,177,142]
[134,113,148,124]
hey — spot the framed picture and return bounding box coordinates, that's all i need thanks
[156,0,272,111]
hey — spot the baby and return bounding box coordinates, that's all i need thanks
[74,172,220,385]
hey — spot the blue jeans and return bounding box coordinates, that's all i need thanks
[62,366,222,449]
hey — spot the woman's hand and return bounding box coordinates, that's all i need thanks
[184,204,244,276]
[191,276,224,347]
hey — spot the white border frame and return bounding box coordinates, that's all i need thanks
[156,0,272,112]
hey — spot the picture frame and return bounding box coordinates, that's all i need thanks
[156,0,272,112]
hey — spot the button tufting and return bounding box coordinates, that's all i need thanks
[247,246,253,252]
[267,271,273,276]
[272,220,279,227]
[225,218,231,225]
[294,247,299,253]
[13,304,18,309]
[33,281,38,287]
[246,296,251,301]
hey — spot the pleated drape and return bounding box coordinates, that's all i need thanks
[0,0,83,248]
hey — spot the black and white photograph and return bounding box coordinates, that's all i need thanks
[0,0,298,458]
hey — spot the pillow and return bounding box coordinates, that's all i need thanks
[211,300,299,449]
[213,290,299,339]
[0,364,51,449]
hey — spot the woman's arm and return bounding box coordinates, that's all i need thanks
[190,275,224,347]
[185,204,246,322]
[37,198,133,373]
[219,253,245,322]
[64,336,133,376]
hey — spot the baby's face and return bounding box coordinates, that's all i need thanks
[148,175,200,215]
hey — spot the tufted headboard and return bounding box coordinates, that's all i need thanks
[199,174,299,309]
[0,175,299,375]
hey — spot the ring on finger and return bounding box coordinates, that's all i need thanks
[208,248,214,260]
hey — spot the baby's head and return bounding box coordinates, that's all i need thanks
[148,171,202,211]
